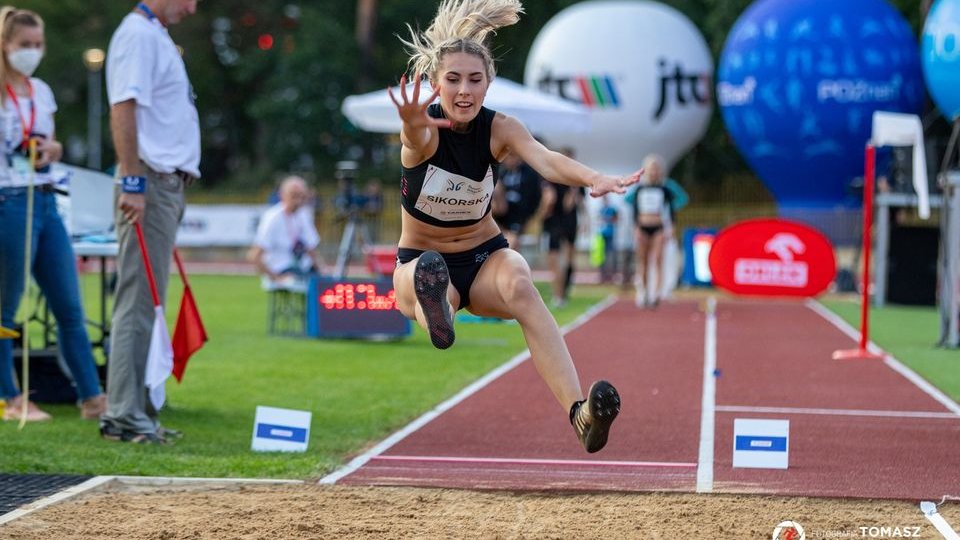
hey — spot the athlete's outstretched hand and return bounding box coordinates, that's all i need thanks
[590,167,644,198]
[388,73,452,131]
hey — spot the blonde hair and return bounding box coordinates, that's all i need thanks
[642,154,664,170]
[0,6,43,100]
[642,154,666,184]
[400,0,523,83]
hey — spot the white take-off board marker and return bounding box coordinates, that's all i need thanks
[251,406,312,452]
[733,418,789,469]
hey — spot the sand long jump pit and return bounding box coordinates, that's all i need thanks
[1,475,957,539]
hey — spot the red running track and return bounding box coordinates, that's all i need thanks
[328,298,960,499]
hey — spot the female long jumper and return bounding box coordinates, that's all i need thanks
[389,0,642,453]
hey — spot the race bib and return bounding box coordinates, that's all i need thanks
[414,164,494,222]
[638,188,665,215]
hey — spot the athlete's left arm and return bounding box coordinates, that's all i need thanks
[493,114,642,198]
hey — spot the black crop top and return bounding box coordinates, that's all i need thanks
[400,104,499,227]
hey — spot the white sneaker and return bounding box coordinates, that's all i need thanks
[634,284,646,308]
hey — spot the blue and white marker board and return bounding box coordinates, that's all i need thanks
[251,406,312,452]
[733,418,789,469]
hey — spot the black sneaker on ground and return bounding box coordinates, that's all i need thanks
[571,380,621,453]
[414,250,455,349]
[100,422,170,445]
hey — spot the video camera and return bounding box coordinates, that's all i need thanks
[334,160,368,216]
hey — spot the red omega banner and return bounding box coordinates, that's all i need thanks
[708,218,836,297]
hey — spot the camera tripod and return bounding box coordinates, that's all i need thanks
[333,209,372,278]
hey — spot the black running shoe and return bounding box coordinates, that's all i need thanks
[414,250,455,349]
[571,380,620,453]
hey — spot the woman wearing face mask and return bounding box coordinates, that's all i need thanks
[389,0,644,453]
[0,7,106,422]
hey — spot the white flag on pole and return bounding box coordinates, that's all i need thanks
[145,304,173,410]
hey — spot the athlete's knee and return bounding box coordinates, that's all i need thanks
[496,269,539,305]
[397,297,418,319]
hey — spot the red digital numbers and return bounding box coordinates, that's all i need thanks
[319,283,397,311]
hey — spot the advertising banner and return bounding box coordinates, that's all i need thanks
[717,0,924,208]
[708,218,836,297]
[525,1,713,174]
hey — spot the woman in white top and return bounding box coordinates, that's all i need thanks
[631,154,673,308]
[0,7,105,422]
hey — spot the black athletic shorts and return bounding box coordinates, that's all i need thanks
[547,223,577,251]
[396,233,510,310]
[638,224,664,238]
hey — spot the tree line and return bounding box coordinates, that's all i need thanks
[19,0,927,196]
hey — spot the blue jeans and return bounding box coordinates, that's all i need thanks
[0,188,103,401]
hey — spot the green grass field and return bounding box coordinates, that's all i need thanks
[820,297,960,401]
[0,275,604,479]
[1,279,956,480]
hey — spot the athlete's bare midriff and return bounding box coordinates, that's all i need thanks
[398,207,502,253]
[636,213,664,227]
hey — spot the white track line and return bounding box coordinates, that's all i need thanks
[807,300,960,416]
[370,455,697,468]
[319,295,619,485]
[716,405,960,420]
[696,297,717,493]
[921,501,960,540]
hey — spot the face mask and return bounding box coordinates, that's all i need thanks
[7,48,43,77]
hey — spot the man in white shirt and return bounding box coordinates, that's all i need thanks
[100,0,199,445]
[249,176,323,287]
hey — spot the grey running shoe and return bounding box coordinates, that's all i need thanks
[571,380,620,453]
[414,250,455,349]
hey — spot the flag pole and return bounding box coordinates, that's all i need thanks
[173,249,190,288]
[134,223,161,308]
[16,140,38,429]
[134,221,174,411]
[834,143,884,361]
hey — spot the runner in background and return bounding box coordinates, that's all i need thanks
[492,150,541,250]
[541,147,583,308]
[631,154,673,308]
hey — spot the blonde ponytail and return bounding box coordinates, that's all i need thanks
[400,0,523,82]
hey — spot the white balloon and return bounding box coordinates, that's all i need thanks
[525,0,713,174]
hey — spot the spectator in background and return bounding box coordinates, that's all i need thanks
[0,7,106,422]
[100,0,199,445]
[492,151,541,249]
[248,175,323,286]
[597,195,619,284]
[541,147,583,308]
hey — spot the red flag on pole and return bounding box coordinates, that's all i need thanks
[172,249,207,382]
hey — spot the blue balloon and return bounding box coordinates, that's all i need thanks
[717,0,924,207]
[922,0,960,120]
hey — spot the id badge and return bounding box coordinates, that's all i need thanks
[11,153,31,179]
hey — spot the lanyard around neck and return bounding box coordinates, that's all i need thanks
[5,80,35,143]
[136,2,162,24]
[284,211,302,244]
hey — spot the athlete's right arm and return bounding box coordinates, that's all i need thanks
[388,74,450,162]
